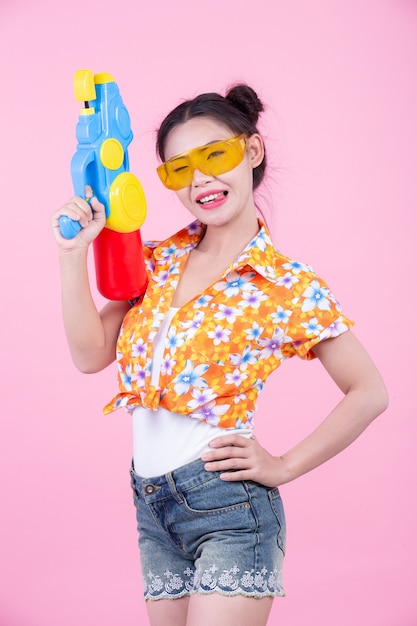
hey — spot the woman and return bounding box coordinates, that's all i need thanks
[51,84,388,626]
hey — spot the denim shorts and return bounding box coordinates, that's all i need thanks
[130,458,286,600]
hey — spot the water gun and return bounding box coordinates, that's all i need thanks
[59,70,148,301]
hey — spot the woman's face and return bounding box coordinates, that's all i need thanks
[162,117,264,229]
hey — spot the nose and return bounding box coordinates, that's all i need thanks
[192,167,213,187]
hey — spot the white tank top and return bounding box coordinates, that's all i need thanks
[132,307,253,477]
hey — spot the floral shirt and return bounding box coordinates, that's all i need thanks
[104,220,353,428]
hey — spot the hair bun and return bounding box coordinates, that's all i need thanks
[225,84,264,125]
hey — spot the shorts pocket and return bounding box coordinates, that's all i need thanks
[180,476,252,517]
[268,487,286,555]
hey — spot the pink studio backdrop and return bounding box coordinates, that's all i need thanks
[0,1,415,625]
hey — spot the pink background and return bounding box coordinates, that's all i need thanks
[1,1,416,625]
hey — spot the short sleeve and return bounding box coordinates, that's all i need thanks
[283,272,354,360]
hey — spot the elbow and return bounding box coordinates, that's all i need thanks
[71,350,113,374]
[75,362,104,374]
[365,378,389,423]
[376,382,389,416]
[347,376,389,426]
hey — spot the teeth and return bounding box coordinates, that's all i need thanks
[198,193,222,204]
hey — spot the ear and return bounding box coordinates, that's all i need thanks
[246,134,264,169]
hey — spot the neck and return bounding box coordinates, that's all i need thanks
[196,214,260,258]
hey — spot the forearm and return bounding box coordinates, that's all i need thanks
[277,383,388,485]
[52,194,130,372]
[202,369,387,488]
[59,248,109,371]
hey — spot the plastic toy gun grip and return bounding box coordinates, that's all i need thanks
[59,143,97,238]
[59,215,82,239]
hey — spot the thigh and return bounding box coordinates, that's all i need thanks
[146,596,189,626]
[186,593,273,626]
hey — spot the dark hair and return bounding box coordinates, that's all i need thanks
[156,84,266,189]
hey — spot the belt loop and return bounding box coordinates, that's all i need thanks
[166,472,183,504]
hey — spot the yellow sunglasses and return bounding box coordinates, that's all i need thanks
[157,134,247,190]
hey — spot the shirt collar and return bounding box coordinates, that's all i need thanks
[153,221,204,261]
[153,219,278,282]
[231,220,278,282]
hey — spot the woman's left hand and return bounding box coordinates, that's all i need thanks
[201,435,286,488]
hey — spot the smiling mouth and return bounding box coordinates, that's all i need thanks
[197,191,228,205]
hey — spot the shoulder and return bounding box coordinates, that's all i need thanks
[270,249,339,307]
[255,235,343,312]
[249,225,319,289]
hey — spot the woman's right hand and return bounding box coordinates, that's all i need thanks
[51,187,106,251]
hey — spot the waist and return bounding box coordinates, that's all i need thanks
[132,406,253,477]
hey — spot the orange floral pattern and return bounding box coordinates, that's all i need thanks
[104,221,353,428]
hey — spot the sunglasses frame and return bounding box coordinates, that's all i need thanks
[157,134,247,190]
